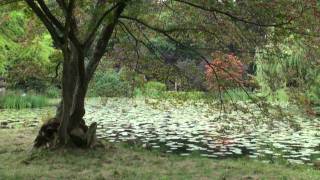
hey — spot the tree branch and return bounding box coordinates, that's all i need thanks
[120,15,195,33]
[54,0,81,49]
[24,0,63,47]
[85,1,127,81]
[83,3,121,48]
[0,0,22,6]
[173,0,294,27]
[36,0,64,31]
[119,20,208,93]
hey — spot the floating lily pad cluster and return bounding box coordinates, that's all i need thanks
[0,98,319,165]
[85,98,320,165]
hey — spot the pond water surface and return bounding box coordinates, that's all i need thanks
[1,98,319,165]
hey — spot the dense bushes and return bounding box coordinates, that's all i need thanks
[7,61,48,92]
[88,69,180,99]
[88,69,252,102]
[89,70,131,97]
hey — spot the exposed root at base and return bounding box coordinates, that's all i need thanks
[34,118,97,148]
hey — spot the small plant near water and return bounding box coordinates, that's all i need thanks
[164,91,206,101]
[209,89,252,102]
[45,86,61,98]
[135,81,167,98]
[0,92,48,109]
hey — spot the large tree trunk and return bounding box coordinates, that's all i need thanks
[34,44,96,148]
[30,1,127,148]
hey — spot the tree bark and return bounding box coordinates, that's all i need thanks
[34,43,93,147]
[58,43,79,144]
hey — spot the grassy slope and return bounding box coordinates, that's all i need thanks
[0,129,319,180]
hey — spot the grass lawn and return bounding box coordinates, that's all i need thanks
[0,128,319,180]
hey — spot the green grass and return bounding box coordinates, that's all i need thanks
[0,93,49,109]
[0,129,319,180]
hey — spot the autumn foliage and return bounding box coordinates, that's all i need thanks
[205,52,245,91]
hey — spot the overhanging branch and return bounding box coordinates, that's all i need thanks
[85,2,127,81]
[83,3,121,48]
[0,0,22,6]
[173,0,294,27]
[120,15,196,33]
[36,0,64,32]
[120,16,260,112]
[24,0,64,47]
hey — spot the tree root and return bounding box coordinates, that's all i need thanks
[34,118,97,148]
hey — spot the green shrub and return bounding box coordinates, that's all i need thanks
[137,81,252,102]
[7,61,49,92]
[119,68,145,88]
[133,88,144,97]
[0,92,49,109]
[144,81,166,91]
[163,91,206,101]
[142,81,166,98]
[185,91,206,100]
[89,70,131,97]
[45,86,61,98]
[223,89,251,102]
[256,88,290,103]
[273,88,290,102]
[307,74,320,105]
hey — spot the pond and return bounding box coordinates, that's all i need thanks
[1,98,320,165]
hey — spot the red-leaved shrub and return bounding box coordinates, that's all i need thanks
[205,52,245,91]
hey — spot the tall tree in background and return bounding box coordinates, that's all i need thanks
[1,0,318,148]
